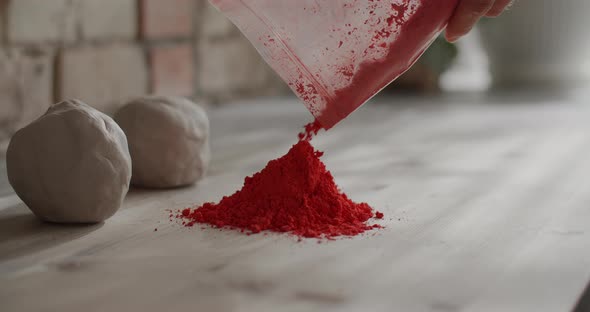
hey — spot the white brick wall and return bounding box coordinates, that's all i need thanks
[0,48,53,140]
[201,2,235,39]
[57,44,149,115]
[198,36,274,100]
[7,0,76,44]
[0,0,289,140]
[79,0,138,41]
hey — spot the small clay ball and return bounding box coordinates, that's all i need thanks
[114,96,210,188]
[6,99,132,223]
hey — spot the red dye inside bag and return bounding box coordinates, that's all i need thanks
[209,0,459,128]
[176,122,383,239]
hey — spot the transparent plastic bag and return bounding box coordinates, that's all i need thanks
[210,0,459,129]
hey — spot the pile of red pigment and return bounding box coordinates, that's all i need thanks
[176,121,383,239]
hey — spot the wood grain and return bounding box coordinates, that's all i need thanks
[1,94,590,312]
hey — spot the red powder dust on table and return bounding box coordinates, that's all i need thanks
[176,121,383,239]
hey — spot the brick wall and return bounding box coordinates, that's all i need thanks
[0,0,287,140]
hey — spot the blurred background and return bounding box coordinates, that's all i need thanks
[1,0,589,142]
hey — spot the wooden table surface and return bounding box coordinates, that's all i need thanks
[1,94,590,312]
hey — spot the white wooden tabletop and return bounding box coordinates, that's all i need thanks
[1,94,590,312]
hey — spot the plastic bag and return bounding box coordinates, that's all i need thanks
[210,0,459,129]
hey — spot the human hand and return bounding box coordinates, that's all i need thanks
[445,0,513,42]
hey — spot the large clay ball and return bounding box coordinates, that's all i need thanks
[6,99,132,223]
[114,96,210,188]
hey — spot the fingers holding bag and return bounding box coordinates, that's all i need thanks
[445,0,512,42]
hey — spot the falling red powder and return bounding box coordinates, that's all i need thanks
[176,122,383,239]
[297,119,322,141]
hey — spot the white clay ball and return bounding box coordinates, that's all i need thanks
[114,96,210,188]
[6,99,132,223]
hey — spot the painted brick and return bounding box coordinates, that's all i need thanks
[0,48,53,140]
[201,1,235,39]
[57,44,148,115]
[150,43,194,96]
[7,0,76,44]
[198,36,271,99]
[79,0,137,41]
[140,0,194,40]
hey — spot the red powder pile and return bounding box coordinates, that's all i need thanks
[176,121,383,239]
